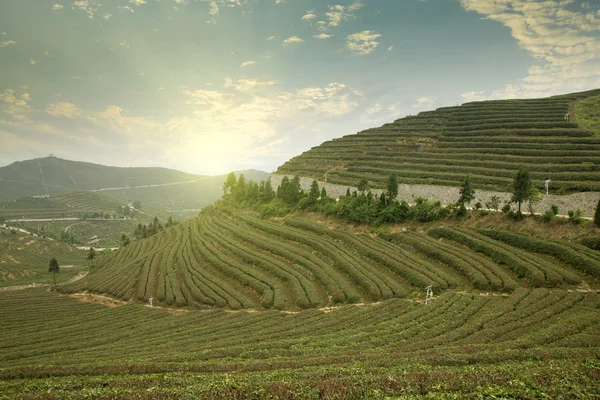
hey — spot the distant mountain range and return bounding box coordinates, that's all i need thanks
[0,156,268,215]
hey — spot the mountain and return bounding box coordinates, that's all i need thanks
[0,156,268,216]
[276,89,600,193]
[0,156,202,202]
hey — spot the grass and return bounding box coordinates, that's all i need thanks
[0,227,88,286]
[54,210,599,310]
[576,94,600,135]
[0,287,598,398]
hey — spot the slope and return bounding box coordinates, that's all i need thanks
[58,210,599,310]
[276,89,600,193]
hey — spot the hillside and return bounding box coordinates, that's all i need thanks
[0,156,268,217]
[0,156,202,202]
[58,210,599,310]
[276,89,600,193]
[0,227,87,286]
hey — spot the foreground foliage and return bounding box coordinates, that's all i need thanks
[0,288,599,399]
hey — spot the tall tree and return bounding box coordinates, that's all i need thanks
[48,257,59,285]
[87,247,96,267]
[320,187,328,200]
[357,177,369,193]
[458,175,475,205]
[309,180,320,201]
[222,172,237,195]
[263,178,276,202]
[511,168,534,213]
[595,199,600,227]
[386,174,398,202]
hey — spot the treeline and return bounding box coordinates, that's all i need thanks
[217,172,471,225]
[131,216,180,241]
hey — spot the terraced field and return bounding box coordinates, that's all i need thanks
[0,228,87,286]
[0,191,127,219]
[277,89,600,192]
[58,212,598,310]
[0,287,598,398]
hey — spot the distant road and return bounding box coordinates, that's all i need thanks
[89,178,208,192]
[7,217,127,222]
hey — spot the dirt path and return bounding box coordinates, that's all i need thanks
[0,270,88,292]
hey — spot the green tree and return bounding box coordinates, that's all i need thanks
[320,187,327,200]
[132,200,142,209]
[357,177,369,193]
[595,199,600,227]
[87,247,96,267]
[458,175,475,205]
[222,172,237,195]
[262,178,276,202]
[386,174,398,203]
[511,168,534,213]
[48,257,59,285]
[309,180,320,201]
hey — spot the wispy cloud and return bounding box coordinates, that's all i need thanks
[345,30,381,55]
[240,61,257,68]
[72,0,101,19]
[413,96,437,108]
[0,40,16,48]
[52,3,64,10]
[313,33,333,40]
[325,2,363,27]
[283,36,305,46]
[460,0,600,98]
[130,0,147,5]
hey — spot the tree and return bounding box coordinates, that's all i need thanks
[222,172,237,195]
[87,247,96,267]
[595,199,600,227]
[357,177,369,193]
[132,200,142,209]
[458,175,475,205]
[320,187,327,200]
[386,174,398,203]
[511,168,535,213]
[48,257,59,285]
[309,180,320,201]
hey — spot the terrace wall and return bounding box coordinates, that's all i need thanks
[269,174,600,218]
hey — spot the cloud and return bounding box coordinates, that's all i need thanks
[0,89,32,120]
[223,78,278,92]
[283,36,305,46]
[240,61,256,68]
[103,13,113,20]
[0,40,16,48]
[460,0,600,98]
[208,1,219,15]
[29,58,37,65]
[325,2,363,27]
[267,36,276,40]
[387,45,393,51]
[345,30,381,55]
[301,11,317,21]
[46,102,82,119]
[313,33,333,39]
[52,4,64,10]
[130,0,146,5]
[72,1,101,19]
[413,96,437,109]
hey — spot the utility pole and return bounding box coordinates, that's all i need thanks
[545,179,551,196]
[425,285,433,305]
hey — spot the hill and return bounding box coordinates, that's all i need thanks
[276,89,600,193]
[0,156,202,202]
[0,226,88,286]
[0,156,268,216]
[58,210,599,310]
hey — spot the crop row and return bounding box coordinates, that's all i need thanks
[428,228,582,287]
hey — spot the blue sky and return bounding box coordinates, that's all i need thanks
[1,0,599,174]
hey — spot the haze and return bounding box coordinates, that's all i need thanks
[1,0,599,174]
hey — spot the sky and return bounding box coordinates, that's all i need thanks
[1,0,599,175]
